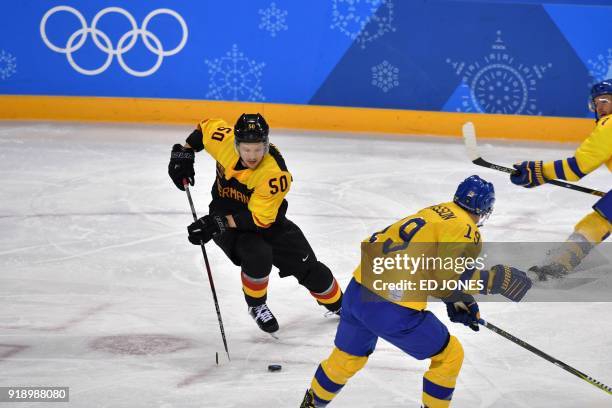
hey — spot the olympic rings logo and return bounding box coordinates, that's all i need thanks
[40,6,188,77]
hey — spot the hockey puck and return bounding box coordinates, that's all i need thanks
[267,364,282,372]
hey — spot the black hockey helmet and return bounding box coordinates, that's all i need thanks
[234,113,269,145]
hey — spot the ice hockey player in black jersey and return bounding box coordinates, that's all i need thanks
[168,113,343,333]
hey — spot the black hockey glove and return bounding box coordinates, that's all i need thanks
[168,144,195,191]
[187,214,229,245]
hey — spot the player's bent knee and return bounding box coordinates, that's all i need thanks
[422,336,463,407]
[574,211,611,243]
[238,236,273,277]
[430,335,463,379]
[297,261,333,290]
[322,347,368,383]
[310,347,368,404]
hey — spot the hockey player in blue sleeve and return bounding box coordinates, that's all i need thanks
[511,80,611,281]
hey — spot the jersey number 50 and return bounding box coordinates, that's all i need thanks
[269,175,288,194]
[211,127,232,141]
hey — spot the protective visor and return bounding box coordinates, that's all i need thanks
[588,96,612,112]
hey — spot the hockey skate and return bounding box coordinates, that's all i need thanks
[324,306,342,318]
[299,389,317,408]
[320,295,343,317]
[528,263,568,282]
[248,303,279,334]
[529,263,599,290]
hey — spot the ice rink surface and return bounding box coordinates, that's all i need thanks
[0,121,610,407]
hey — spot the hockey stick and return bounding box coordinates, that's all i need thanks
[184,181,231,362]
[462,122,605,197]
[479,319,611,395]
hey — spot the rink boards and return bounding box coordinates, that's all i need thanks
[0,95,595,143]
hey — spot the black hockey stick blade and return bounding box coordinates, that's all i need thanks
[462,122,605,197]
[479,319,612,395]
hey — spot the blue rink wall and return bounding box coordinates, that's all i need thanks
[0,0,609,139]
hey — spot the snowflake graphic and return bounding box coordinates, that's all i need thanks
[331,0,395,49]
[259,2,288,37]
[446,31,552,115]
[586,49,612,109]
[0,50,17,80]
[205,44,266,101]
[371,60,399,92]
[587,48,612,85]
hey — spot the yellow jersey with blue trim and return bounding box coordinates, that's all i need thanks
[543,114,612,181]
[186,118,292,229]
[354,201,483,310]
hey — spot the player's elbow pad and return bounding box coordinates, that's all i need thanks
[185,129,205,152]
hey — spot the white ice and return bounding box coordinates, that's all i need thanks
[0,121,610,408]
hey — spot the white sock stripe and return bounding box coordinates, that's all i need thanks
[241,272,269,284]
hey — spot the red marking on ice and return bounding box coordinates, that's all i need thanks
[0,344,29,362]
[90,334,191,356]
[177,370,213,388]
[0,303,111,331]
[39,303,111,331]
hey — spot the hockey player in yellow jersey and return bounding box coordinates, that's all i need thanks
[300,175,532,408]
[511,79,612,281]
[168,113,342,334]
